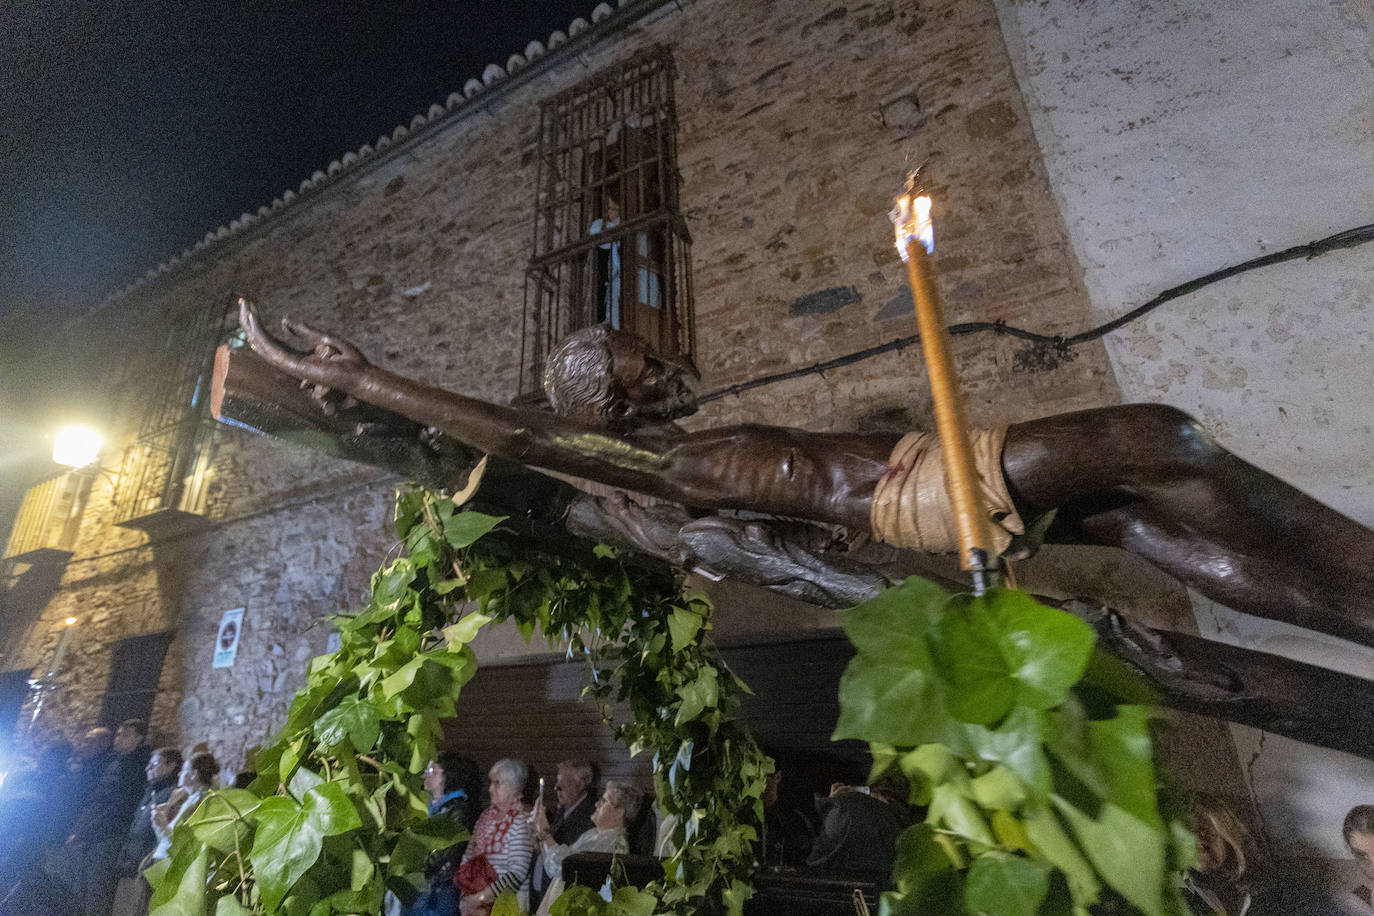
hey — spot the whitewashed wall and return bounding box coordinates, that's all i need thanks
[993,0,1374,866]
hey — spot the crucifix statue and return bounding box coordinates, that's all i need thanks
[214,301,1374,757]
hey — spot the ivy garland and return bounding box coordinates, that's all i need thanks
[147,488,770,915]
[833,577,1195,916]
[146,486,1190,916]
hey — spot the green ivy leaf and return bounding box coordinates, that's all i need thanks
[885,824,965,915]
[443,511,507,548]
[433,577,465,595]
[550,885,609,916]
[393,489,425,537]
[463,568,507,601]
[675,666,719,725]
[215,897,250,916]
[351,846,375,892]
[834,655,949,747]
[892,823,957,896]
[928,783,994,847]
[931,590,1095,724]
[405,524,440,568]
[842,576,947,659]
[1021,801,1100,909]
[900,744,957,786]
[1087,705,1160,828]
[668,606,704,653]
[611,885,658,916]
[148,834,209,916]
[289,764,324,801]
[315,696,382,753]
[963,851,1051,916]
[443,612,492,647]
[1054,797,1164,915]
[374,558,417,606]
[931,599,1017,724]
[379,657,424,699]
[964,707,1052,796]
[249,783,363,911]
[492,890,523,916]
[988,591,1095,709]
[969,765,1026,810]
[184,789,260,853]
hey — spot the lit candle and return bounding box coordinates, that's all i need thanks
[891,169,996,587]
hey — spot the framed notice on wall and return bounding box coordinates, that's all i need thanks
[213,608,245,669]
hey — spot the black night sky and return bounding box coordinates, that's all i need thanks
[0,0,597,329]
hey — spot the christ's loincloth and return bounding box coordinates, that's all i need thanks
[870,427,1026,556]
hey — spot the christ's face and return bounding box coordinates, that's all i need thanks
[605,333,698,423]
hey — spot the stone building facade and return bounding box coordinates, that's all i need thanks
[2,0,1370,882]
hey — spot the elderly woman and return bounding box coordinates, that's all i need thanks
[530,780,643,916]
[457,759,532,916]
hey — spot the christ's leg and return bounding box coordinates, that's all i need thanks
[1002,404,1374,647]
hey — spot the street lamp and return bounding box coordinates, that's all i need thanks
[51,425,102,468]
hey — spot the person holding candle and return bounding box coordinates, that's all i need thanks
[528,760,596,911]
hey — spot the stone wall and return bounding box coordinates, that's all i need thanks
[992,0,1374,870]
[1,0,1133,777]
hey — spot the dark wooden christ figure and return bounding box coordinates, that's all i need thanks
[236,300,1374,650]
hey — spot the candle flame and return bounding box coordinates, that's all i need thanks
[891,172,934,259]
[64,617,77,626]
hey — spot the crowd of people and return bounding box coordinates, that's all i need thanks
[5,728,1374,916]
[0,721,236,916]
[402,757,648,916]
[398,752,915,916]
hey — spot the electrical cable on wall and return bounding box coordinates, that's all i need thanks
[701,222,1374,404]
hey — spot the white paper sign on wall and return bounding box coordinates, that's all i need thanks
[213,608,245,669]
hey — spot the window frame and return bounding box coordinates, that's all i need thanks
[519,45,696,399]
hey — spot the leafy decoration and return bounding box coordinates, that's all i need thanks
[149,488,767,914]
[835,578,1193,915]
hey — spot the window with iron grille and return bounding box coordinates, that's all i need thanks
[110,300,242,529]
[519,45,695,398]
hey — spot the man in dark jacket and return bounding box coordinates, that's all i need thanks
[529,760,598,910]
[71,720,153,914]
[807,780,909,881]
[117,746,182,875]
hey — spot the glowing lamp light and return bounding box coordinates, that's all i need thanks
[52,426,102,468]
[64,617,78,626]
